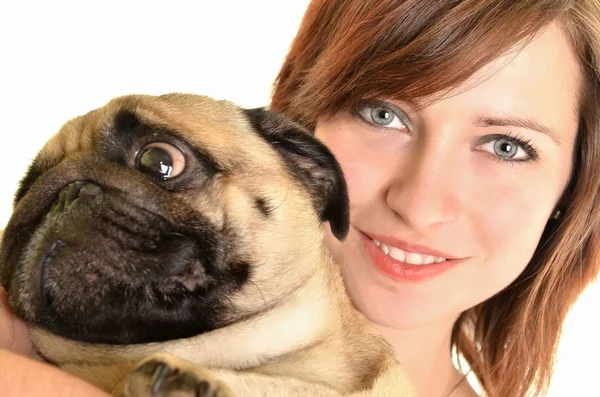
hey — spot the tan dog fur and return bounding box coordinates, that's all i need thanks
[0,94,415,396]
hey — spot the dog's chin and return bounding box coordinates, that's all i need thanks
[8,184,249,345]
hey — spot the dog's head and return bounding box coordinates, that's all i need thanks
[0,94,348,345]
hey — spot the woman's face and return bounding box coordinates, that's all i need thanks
[315,23,581,329]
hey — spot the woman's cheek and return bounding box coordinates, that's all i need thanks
[339,157,371,206]
[472,178,555,282]
[319,134,384,209]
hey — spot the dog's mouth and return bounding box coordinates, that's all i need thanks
[4,180,247,345]
[34,239,67,318]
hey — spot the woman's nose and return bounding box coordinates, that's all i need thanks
[386,145,462,231]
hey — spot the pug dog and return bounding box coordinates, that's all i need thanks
[0,94,415,396]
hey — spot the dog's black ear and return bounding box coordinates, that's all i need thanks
[244,107,349,241]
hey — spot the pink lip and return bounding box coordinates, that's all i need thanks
[364,232,456,259]
[359,231,462,282]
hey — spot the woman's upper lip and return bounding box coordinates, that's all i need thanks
[362,231,458,259]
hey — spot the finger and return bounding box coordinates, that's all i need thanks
[0,349,111,397]
[0,287,33,355]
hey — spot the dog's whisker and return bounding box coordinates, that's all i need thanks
[165,231,189,239]
[270,182,290,212]
[248,280,268,312]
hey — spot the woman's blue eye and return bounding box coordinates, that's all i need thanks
[477,134,538,163]
[371,108,394,125]
[356,102,410,131]
[494,139,519,158]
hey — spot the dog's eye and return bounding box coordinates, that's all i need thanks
[137,142,186,180]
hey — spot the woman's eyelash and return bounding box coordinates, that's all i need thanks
[354,100,412,131]
[478,131,540,164]
[353,102,540,165]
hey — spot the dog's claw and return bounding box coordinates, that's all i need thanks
[124,353,235,397]
[151,363,173,395]
[197,380,212,395]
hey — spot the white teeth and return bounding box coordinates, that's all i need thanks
[373,239,446,265]
[405,252,425,265]
[381,244,390,255]
[388,246,405,262]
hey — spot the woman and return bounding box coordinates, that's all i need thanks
[270,0,600,396]
[1,1,599,397]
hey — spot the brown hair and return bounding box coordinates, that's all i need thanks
[271,1,600,396]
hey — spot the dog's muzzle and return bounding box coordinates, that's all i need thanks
[3,178,239,345]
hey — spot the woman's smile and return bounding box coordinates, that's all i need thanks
[358,230,463,282]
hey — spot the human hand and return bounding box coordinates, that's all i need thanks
[0,286,32,355]
[0,350,112,397]
[0,287,110,397]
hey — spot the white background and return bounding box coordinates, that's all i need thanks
[0,1,597,394]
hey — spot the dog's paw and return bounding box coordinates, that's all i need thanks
[124,352,234,397]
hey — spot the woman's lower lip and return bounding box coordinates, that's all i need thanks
[359,232,459,282]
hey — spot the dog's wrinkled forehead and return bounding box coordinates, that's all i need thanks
[125,94,279,168]
[39,93,281,173]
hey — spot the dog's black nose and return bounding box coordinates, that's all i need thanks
[60,181,103,208]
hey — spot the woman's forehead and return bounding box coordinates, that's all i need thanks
[409,22,581,141]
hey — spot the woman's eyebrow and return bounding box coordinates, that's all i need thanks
[475,116,562,146]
